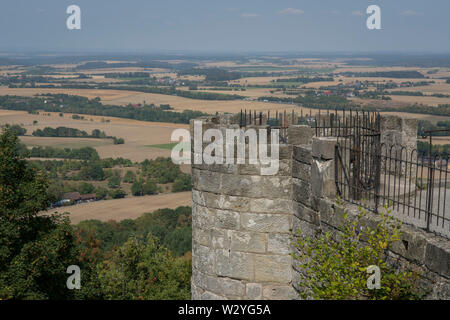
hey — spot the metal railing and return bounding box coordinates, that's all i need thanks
[334,121,450,238]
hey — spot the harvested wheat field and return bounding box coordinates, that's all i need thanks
[52,192,192,224]
[0,110,188,162]
[387,95,450,107]
[0,87,137,101]
[0,87,296,114]
[389,82,450,95]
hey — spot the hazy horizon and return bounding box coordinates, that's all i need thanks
[0,0,449,53]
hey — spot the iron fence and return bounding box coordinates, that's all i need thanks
[333,114,450,238]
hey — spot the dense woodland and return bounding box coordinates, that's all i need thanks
[0,129,191,299]
[340,71,426,78]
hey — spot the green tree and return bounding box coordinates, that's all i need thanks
[0,128,80,299]
[97,236,191,300]
[79,182,95,195]
[172,173,192,192]
[79,162,104,181]
[131,181,144,196]
[108,175,121,189]
[293,201,424,300]
[95,186,109,200]
[123,170,137,183]
[142,180,157,195]
[109,188,126,199]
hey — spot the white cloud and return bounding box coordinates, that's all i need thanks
[330,10,340,15]
[400,10,420,16]
[278,8,304,15]
[240,13,260,18]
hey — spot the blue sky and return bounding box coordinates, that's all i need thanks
[0,0,448,53]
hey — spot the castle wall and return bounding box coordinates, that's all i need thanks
[190,114,449,300]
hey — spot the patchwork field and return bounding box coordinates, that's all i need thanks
[53,191,192,224]
[0,109,188,162]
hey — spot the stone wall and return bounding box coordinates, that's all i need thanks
[191,116,302,300]
[291,137,450,299]
[190,114,450,300]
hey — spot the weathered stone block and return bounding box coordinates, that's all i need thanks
[241,212,291,233]
[192,203,215,229]
[287,125,314,145]
[292,178,311,206]
[292,216,319,238]
[293,201,320,225]
[215,209,240,230]
[221,174,261,197]
[192,189,206,206]
[246,283,262,300]
[279,144,293,160]
[249,198,293,214]
[425,236,450,278]
[192,269,207,289]
[216,250,255,281]
[311,137,338,160]
[293,145,312,164]
[262,176,292,199]
[231,231,266,253]
[254,254,292,283]
[267,233,292,255]
[221,278,245,297]
[262,285,297,300]
[193,227,211,247]
[389,227,426,264]
[311,159,335,199]
[211,228,232,249]
[201,291,227,300]
[191,282,203,300]
[206,275,222,294]
[203,192,250,212]
[292,160,311,181]
[380,115,402,131]
[192,243,215,275]
[195,169,222,193]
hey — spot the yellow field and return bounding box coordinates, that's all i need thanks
[387,95,450,107]
[418,137,450,145]
[51,191,192,224]
[0,110,189,162]
[389,82,450,94]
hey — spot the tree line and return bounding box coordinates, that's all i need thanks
[32,126,125,144]
[0,94,207,124]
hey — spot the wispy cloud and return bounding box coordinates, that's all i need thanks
[330,10,340,15]
[400,10,420,16]
[351,10,364,17]
[240,13,260,18]
[278,8,304,15]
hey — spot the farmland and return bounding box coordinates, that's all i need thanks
[59,191,192,224]
[1,53,450,222]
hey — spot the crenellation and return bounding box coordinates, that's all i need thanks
[191,114,450,300]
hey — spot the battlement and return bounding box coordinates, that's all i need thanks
[190,112,450,300]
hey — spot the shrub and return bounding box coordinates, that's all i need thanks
[109,188,126,199]
[293,201,424,300]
